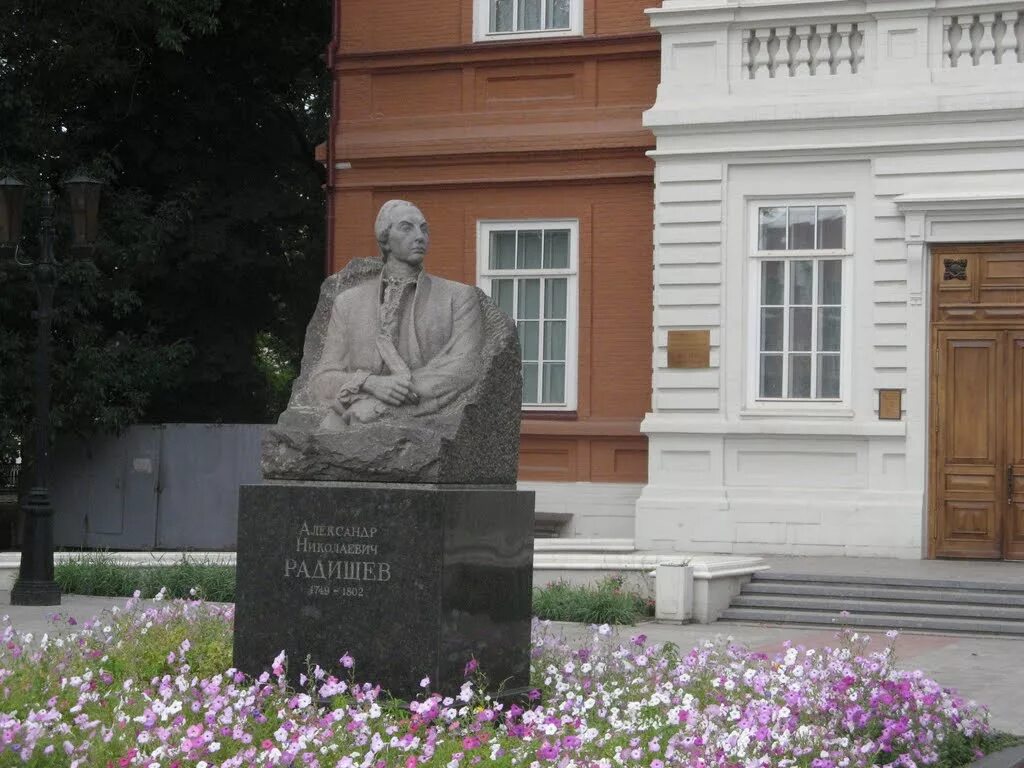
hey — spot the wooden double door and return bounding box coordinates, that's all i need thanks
[931,245,1024,560]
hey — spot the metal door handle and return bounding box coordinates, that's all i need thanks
[1009,465,1015,505]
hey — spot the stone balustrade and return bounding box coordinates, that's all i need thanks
[943,10,1024,67]
[743,23,865,79]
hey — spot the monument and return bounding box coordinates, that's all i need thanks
[233,200,535,700]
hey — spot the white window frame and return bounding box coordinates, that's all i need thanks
[477,218,579,412]
[472,0,584,42]
[744,199,854,413]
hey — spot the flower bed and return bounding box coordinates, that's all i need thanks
[0,591,1008,767]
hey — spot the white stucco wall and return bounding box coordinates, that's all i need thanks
[638,0,1024,557]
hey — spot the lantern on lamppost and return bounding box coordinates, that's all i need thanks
[65,174,103,250]
[0,176,27,248]
[0,172,103,606]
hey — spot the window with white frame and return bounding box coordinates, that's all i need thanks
[473,0,583,41]
[752,203,849,402]
[478,220,578,410]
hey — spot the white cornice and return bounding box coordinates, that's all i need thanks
[894,191,1024,212]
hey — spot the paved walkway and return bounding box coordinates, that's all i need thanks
[0,591,1019,734]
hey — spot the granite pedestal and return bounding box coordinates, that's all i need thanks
[233,482,534,700]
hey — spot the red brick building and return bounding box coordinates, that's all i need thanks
[324,0,657,534]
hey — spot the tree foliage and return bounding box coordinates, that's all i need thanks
[0,0,329,462]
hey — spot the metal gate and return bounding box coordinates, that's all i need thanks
[51,424,264,551]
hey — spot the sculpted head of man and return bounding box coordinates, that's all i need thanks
[375,200,430,268]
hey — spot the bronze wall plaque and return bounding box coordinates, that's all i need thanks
[878,389,902,420]
[667,330,711,369]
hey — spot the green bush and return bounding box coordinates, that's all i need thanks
[55,553,236,602]
[533,575,652,625]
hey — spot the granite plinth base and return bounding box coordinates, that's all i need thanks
[233,482,535,700]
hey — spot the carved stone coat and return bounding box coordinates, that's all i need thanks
[309,271,483,424]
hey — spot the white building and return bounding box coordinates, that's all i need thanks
[637,0,1024,560]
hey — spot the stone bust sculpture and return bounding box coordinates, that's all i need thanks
[309,200,483,428]
[262,200,522,484]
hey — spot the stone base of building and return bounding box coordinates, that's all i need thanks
[233,482,534,699]
[635,490,924,558]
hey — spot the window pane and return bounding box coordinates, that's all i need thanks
[543,320,566,360]
[544,278,567,319]
[790,307,812,351]
[789,354,811,398]
[817,206,845,249]
[760,354,783,398]
[542,362,566,403]
[789,206,815,250]
[518,278,540,319]
[490,231,516,270]
[790,260,813,305]
[543,230,570,268]
[760,307,783,352]
[547,0,570,28]
[818,306,841,352]
[522,362,539,404]
[758,207,787,250]
[518,0,542,30]
[817,354,840,398]
[518,320,539,360]
[491,0,514,31]
[492,279,515,316]
[761,261,784,305]
[819,259,842,305]
[517,230,542,269]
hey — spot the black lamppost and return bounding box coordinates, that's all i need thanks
[0,174,102,606]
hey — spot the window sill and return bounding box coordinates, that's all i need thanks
[739,407,854,420]
[474,29,583,43]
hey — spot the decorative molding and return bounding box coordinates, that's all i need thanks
[640,414,907,437]
[942,258,967,281]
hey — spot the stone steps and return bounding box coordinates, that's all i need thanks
[719,572,1024,636]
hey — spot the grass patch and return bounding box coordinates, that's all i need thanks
[55,552,236,602]
[533,574,652,625]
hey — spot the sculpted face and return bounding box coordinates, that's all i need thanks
[385,205,430,267]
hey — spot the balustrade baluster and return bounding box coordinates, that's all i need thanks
[993,14,1010,64]
[752,28,772,78]
[809,26,827,75]
[834,22,853,74]
[743,29,756,78]
[944,17,958,67]
[1016,10,1024,63]
[766,29,782,77]
[850,24,864,73]
[792,25,813,76]
[978,13,997,64]
[958,16,976,66]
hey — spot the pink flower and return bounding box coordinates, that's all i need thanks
[537,742,559,760]
[339,654,354,669]
[464,659,478,677]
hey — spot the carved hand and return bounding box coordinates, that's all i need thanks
[362,373,419,406]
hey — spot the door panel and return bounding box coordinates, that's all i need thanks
[933,331,1003,559]
[1007,332,1024,560]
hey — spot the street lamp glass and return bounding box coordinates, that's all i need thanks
[0,176,27,248]
[64,174,102,247]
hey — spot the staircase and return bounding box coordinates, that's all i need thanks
[719,571,1024,636]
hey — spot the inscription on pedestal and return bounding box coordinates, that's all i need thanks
[286,521,391,597]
